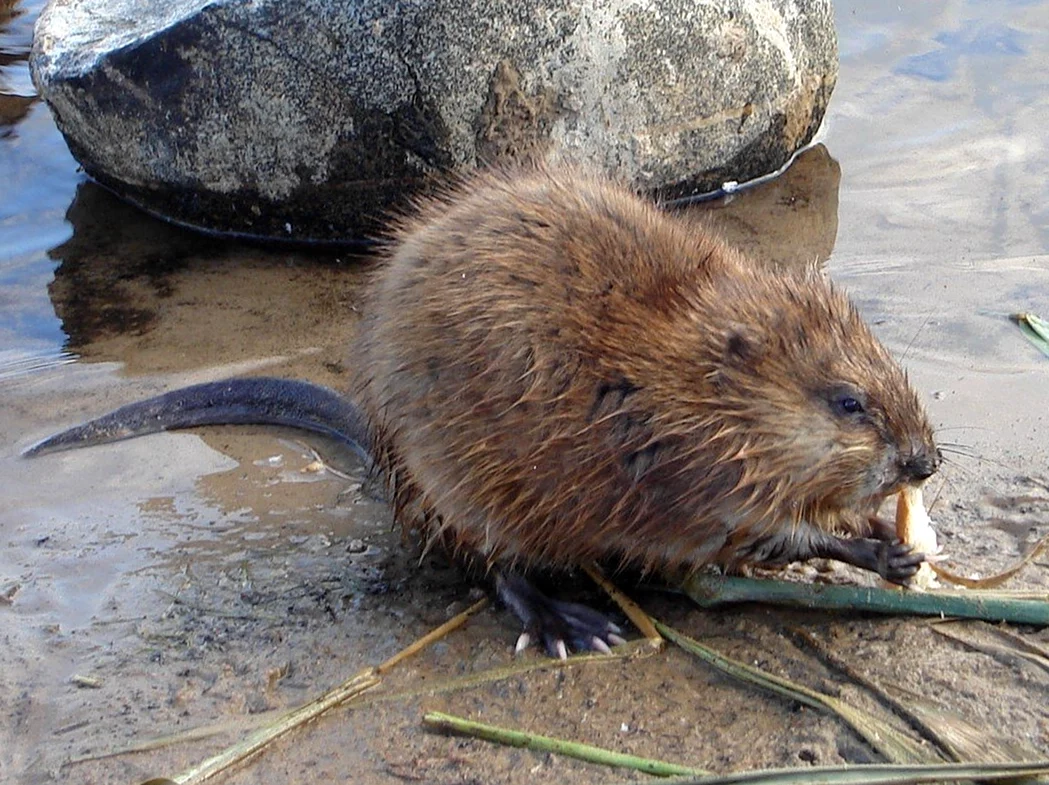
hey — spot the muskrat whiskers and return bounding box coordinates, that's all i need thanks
[938,444,1018,473]
[900,312,933,363]
[937,447,1040,505]
[925,475,951,515]
[937,453,978,479]
[937,443,979,459]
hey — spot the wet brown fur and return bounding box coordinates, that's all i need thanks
[353,167,936,577]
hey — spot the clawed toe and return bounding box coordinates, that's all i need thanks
[496,572,624,658]
[590,637,612,655]
[514,632,532,655]
[879,539,925,585]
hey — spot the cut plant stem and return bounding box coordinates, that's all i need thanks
[1012,312,1049,358]
[151,598,487,784]
[359,639,654,709]
[377,598,487,673]
[683,573,1049,625]
[423,711,1049,785]
[654,620,940,764]
[584,563,663,648]
[620,760,1049,785]
[423,710,708,776]
[171,670,381,784]
[105,612,647,772]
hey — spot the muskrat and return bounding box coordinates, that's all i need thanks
[25,167,940,657]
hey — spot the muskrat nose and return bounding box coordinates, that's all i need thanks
[902,447,941,482]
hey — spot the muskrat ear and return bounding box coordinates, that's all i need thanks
[724,325,764,366]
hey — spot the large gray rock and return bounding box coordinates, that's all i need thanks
[32,0,837,243]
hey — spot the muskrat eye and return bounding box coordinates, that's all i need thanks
[839,396,864,414]
[826,386,868,418]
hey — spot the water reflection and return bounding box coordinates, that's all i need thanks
[896,22,1029,82]
[0,91,34,132]
[830,0,1049,264]
[0,0,36,93]
[42,180,368,375]
[46,182,218,350]
[0,0,81,378]
[0,0,39,129]
[689,144,840,273]
[40,145,841,372]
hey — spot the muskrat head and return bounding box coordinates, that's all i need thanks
[686,267,940,525]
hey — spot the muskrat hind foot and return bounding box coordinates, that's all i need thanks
[494,572,625,659]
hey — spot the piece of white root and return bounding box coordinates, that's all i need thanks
[895,485,940,589]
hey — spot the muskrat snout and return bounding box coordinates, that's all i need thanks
[900,445,941,484]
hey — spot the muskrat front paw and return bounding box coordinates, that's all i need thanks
[827,535,925,585]
[877,539,925,585]
[496,573,625,659]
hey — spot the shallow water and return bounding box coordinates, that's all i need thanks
[3,1,1049,783]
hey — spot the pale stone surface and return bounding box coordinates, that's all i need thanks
[31,0,837,242]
